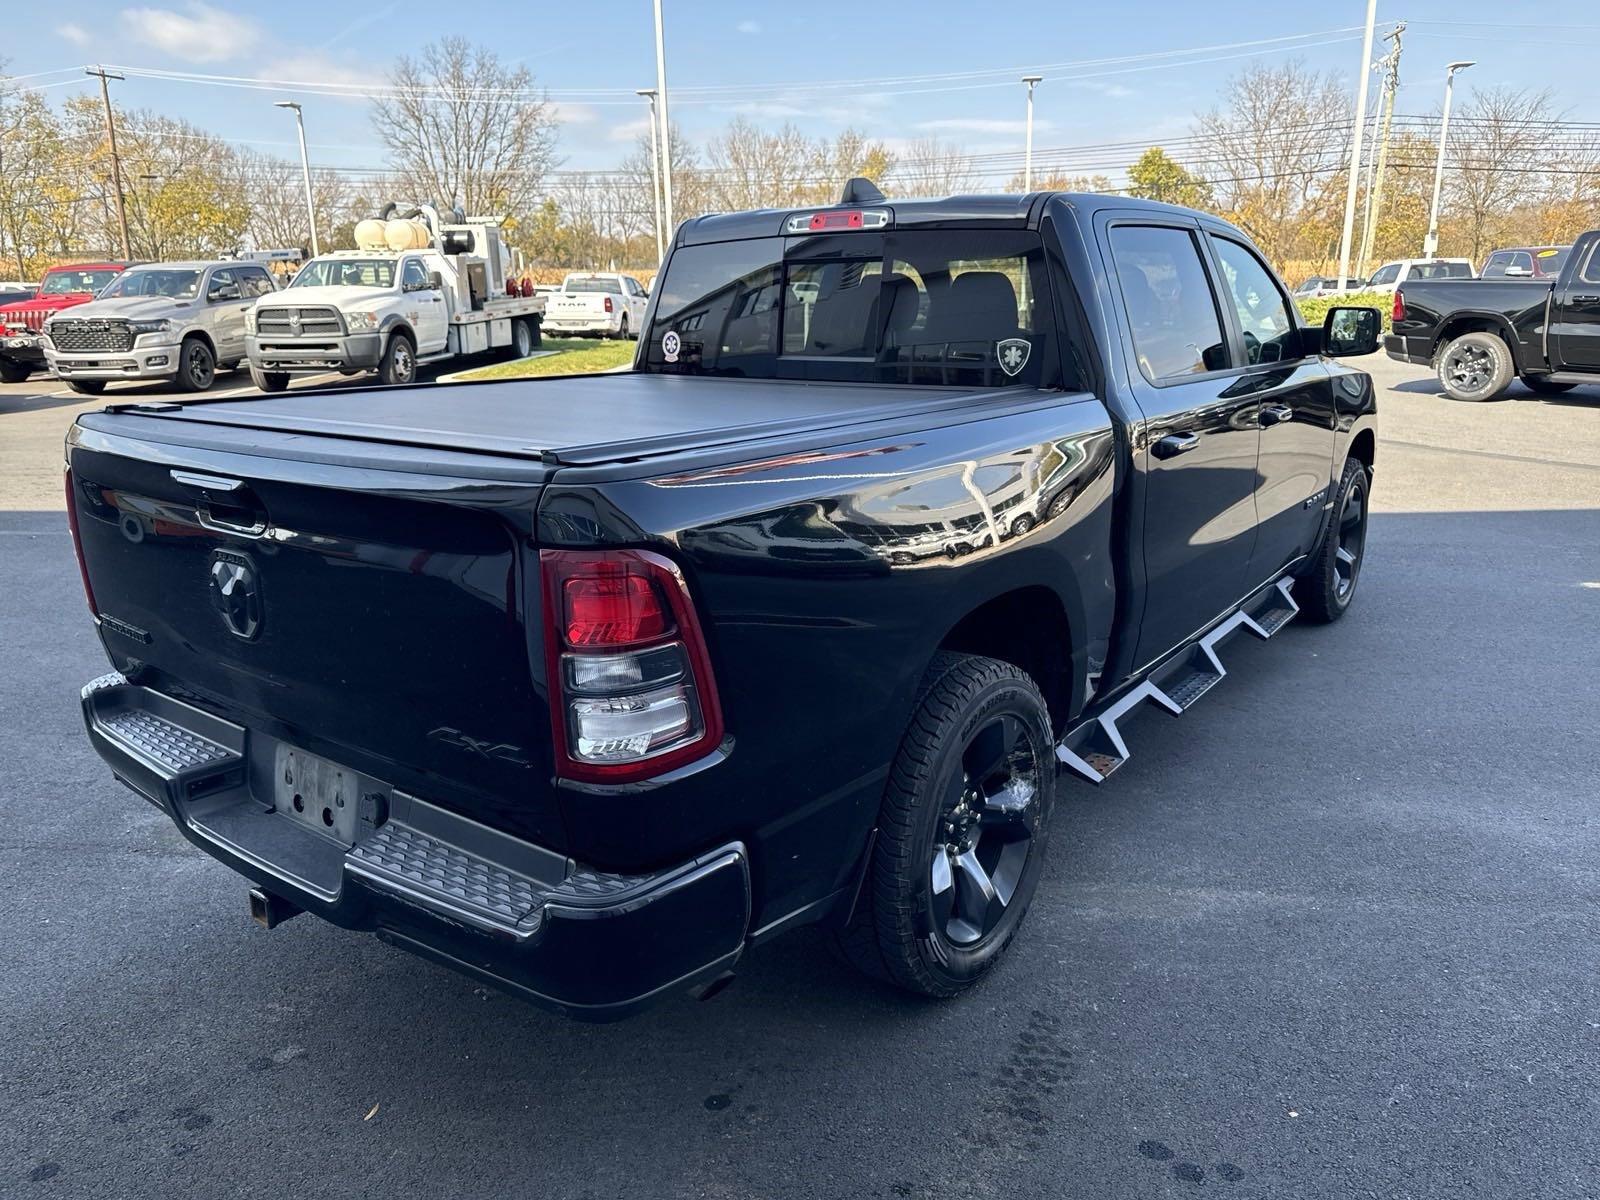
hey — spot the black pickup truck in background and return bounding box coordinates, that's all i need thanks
[66,183,1380,1019]
[1386,228,1600,401]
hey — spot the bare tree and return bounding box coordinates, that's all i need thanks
[371,38,559,216]
[238,150,354,254]
[1447,87,1569,260]
[889,137,979,197]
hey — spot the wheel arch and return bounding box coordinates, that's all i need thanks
[1348,427,1375,473]
[179,326,216,356]
[935,584,1076,734]
[1431,312,1524,371]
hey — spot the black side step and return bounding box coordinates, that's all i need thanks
[1055,578,1300,785]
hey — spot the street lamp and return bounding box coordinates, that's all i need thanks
[274,100,320,258]
[652,0,674,237]
[1022,76,1043,191]
[637,88,665,265]
[1423,61,1475,258]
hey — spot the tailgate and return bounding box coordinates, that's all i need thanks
[546,294,606,320]
[67,419,566,849]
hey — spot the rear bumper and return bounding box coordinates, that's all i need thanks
[80,673,750,1020]
[543,314,621,336]
[246,332,382,373]
[1384,333,1432,366]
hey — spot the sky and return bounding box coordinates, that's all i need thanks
[9,1,1600,184]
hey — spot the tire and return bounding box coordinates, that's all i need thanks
[834,652,1056,998]
[249,366,289,393]
[1521,375,1576,396]
[0,358,30,384]
[175,336,216,392]
[1294,455,1370,624]
[1436,331,1513,401]
[505,318,535,359]
[614,314,630,341]
[377,332,417,386]
[68,380,106,396]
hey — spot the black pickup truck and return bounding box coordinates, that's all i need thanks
[1386,228,1600,400]
[66,184,1379,1019]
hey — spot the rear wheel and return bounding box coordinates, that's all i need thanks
[377,332,416,386]
[249,366,289,393]
[68,380,106,396]
[505,317,536,359]
[0,359,30,384]
[176,336,216,392]
[834,652,1055,998]
[1521,375,1576,396]
[1295,455,1370,624]
[614,313,630,341]
[1437,331,1513,401]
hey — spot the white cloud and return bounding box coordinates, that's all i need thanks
[608,115,654,143]
[736,19,761,34]
[120,2,262,63]
[257,53,387,97]
[915,117,1055,136]
[548,101,601,126]
[1067,80,1135,100]
[57,22,92,46]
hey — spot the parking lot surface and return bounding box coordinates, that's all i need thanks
[3,356,1598,1197]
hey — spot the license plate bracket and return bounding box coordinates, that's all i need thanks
[273,744,370,845]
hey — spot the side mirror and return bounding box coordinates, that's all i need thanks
[1323,306,1381,357]
[428,271,444,292]
[210,283,241,302]
[1502,265,1532,277]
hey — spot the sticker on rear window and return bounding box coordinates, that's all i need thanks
[998,338,1031,377]
[662,330,681,363]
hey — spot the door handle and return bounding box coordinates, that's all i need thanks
[1153,432,1199,459]
[1259,403,1295,427]
[1572,295,1600,304]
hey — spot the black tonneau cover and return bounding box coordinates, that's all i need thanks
[111,372,1034,466]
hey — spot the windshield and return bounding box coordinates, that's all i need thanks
[40,269,121,296]
[643,230,1065,388]
[291,259,397,289]
[98,268,202,299]
[566,276,623,294]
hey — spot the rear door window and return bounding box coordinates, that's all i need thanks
[1106,224,1229,383]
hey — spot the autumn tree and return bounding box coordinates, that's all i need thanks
[371,38,559,216]
[1004,170,1115,192]
[0,70,71,275]
[1126,147,1213,209]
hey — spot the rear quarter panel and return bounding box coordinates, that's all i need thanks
[538,400,1117,929]
[1395,280,1554,367]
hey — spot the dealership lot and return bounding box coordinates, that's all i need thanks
[3,357,1599,1197]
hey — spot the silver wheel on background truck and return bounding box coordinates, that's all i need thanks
[1437,331,1514,402]
[506,317,536,359]
[378,332,416,386]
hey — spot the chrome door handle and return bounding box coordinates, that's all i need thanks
[1572,294,1600,304]
[1260,403,1295,426]
[1153,432,1200,459]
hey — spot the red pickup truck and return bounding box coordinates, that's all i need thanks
[0,262,129,383]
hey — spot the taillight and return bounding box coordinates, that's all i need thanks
[64,466,99,619]
[603,295,614,314]
[1392,290,1405,324]
[541,549,724,783]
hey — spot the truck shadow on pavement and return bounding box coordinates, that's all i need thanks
[9,507,1600,1199]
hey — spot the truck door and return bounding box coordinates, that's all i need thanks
[1552,239,1600,370]
[1203,232,1338,582]
[403,257,449,354]
[206,268,249,361]
[1101,218,1260,670]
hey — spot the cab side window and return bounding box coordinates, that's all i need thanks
[403,259,429,291]
[1581,244,1600,285]
[240,267,274,297]
[1108,225,1230,384]
[1211,237,1299,365]
[207,268,238,301]
[1368,263,1401,287]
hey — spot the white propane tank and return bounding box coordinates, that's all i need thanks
[384,218,432,251]
[353,219,388,251]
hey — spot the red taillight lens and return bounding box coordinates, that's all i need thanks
[64,466,99,619]
[603,295,614,314]
[562,565,671,648]
[1393,290,1405,324]
[541,549,724,783]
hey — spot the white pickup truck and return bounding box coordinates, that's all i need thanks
[540,272,649,340]
[244,204,544,390]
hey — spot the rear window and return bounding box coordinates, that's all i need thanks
[643,230,1064,388]
[1483,251,1533,278]
[1534,247,1570,276]
[566,276,623,294]
[1411,261,1473,280]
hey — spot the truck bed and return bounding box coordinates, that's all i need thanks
[99,372,1052,467]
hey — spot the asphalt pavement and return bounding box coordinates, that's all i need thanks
[2,355,1598,1198]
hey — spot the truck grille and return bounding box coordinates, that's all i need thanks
[50,319,134,352]
[256,306,343,337]
[2,308,54,333]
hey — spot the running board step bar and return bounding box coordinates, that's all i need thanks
[1055,578,1300,785]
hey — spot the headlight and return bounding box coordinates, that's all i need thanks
[343,311,379,332]
[130,319,172,335]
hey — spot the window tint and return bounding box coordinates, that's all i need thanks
[1369,264,1401,286]
[1213,238,1299,365]
[1485,251,1534,277]
[1582,245,1600,285]
[240,267,275,296]
[1107,224,1228,382]
[644,230,1063,388]
[1413,261,1468,280]
[207,269,237,300]
[1535,247,1570,276]
[402,259,429,290]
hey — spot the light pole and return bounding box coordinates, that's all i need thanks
[274,101,320,258]
[637,88,665,264]
[1335,0,1379,291]
[1423,60,1475,259]
[652,0,674,238]
[1022,75,1042,190]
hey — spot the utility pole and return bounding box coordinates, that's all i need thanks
[1423,61,1476,258]
[1022,76,1042,190]
[652,0,674,239]
[85,66,132,261]
[274,101,319,257]
[1357,22,1405,277]
[637,88,665,264]
[1335,0,1379,291]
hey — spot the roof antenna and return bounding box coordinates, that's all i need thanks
[839,176,885,205]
